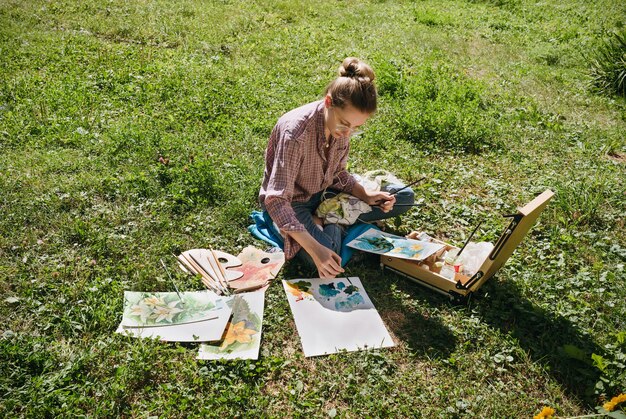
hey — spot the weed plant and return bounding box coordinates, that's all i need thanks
[588,30,626,97]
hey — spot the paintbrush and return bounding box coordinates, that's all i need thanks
[453,220,483,263]
[209,249,228,288]
[188,252,229,295]
[390,203,425,207]
[232,281,269,294]
[175,253,222,294]
[160,258,185,307]
[389,176,426,196]
[208,249,232,296]
[341,265,354,285]
[375,176,427,206]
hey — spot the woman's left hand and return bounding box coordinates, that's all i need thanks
[366,191,396,213]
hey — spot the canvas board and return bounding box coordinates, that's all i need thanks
[116,290,232,342]
[346,228,444,261]
[282,277,395,357]
[197,290,265,360]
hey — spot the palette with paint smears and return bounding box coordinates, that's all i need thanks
[282,276,395,357]
[176,246,285,295]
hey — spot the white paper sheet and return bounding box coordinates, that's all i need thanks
[283,277,395,357]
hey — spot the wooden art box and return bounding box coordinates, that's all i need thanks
[381,190,554,302]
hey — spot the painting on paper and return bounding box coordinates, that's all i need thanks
[120,291,225,327]
[116,290,232,342]
[282,277,395,357]
[346,228,444,261]
[198,291,265,360]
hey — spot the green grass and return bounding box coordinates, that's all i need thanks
[1,0,625,417]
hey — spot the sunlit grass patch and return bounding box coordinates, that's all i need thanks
[1,0,626,416]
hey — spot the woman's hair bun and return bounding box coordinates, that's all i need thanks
[338,57,375,83]
[325,57,377,113]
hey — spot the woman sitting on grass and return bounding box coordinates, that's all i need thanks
[259,57,414,278]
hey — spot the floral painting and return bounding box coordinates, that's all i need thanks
[117,290,232,342]
[121,290,224,328]
[198,291,265,360]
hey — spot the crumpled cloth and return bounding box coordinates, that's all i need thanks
[315,193,372,225]
[248,210,379,267]
[315,170,405,226]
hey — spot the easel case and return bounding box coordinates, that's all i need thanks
[381,190,554,301]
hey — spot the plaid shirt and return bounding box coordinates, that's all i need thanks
[259,100,357,259]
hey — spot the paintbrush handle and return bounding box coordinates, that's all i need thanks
[390,176,426,196]
[180,253,222,294]
[188,252,228,295]
[210,249,230,290]
[233,281,269,294]
[374,177,427,205]
[160,259,185,305]
[206,250,231,295]
[456,221,483,259]
[392,204,424,207]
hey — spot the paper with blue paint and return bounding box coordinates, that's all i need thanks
[345,228,444,261]
[282,277,395,357]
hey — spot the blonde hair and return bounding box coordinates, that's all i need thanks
[325,57,377,113]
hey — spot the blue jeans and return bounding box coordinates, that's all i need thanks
[294,184,415,270]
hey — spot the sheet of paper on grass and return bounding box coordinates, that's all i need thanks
[346,227,444,261]
[283,277,395,357]
[197,290,265,360]
[116,290,232,342]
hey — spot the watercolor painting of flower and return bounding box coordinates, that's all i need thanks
[219,321,258,349]
[143,295,167,308]
[129,302,152,323]
[198,292,265,360]
[347,229,443,261]
[121,291,221,327]
[150,300,184,323]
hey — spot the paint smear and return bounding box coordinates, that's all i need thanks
[319,283,340,298]
[335,292,365,311]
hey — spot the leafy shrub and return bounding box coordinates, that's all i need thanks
[588,30,626,97]
[375,59,405,98]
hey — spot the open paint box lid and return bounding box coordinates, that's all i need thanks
[381,189,554,300]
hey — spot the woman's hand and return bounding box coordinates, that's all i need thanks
[289,231,344,278]
[365,190,396,213]
[310,243,344,278]
[351,183,396,213]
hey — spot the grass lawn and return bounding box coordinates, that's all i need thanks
[1,0,625,416]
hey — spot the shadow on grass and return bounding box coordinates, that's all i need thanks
[369,255,602,405]
[471,278,602,405]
